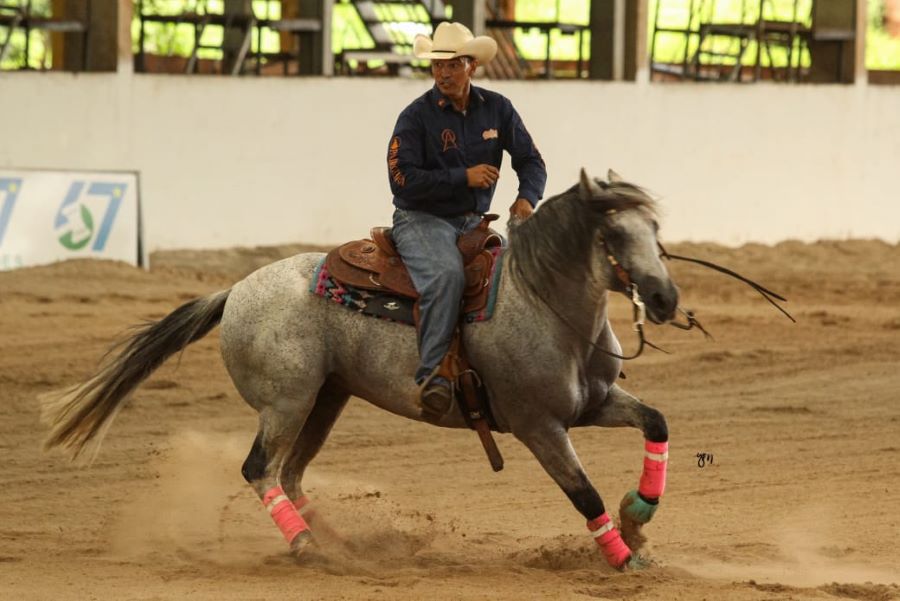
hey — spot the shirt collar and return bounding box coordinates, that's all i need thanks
[432,85,485,111]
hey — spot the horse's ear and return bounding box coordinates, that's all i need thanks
[608,169,624,183]
[579,168,602,200]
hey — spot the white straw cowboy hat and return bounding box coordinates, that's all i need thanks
[413,22,498,64]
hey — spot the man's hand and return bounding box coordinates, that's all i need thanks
[509,198,534,223]
[466,164,499,189]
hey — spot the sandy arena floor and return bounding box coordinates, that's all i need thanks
[1,239,898,600]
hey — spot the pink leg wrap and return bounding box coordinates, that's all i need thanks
[263,486,310,544]
[587,512,631,568]
[638,440,668,499]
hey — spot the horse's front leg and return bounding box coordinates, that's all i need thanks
[514,423,633,569]
[577,383,669,553]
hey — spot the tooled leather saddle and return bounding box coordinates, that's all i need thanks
[324,214,503,315]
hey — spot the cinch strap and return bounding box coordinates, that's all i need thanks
[639,440,668,499]
[586,512,631,568]
[263,486,310,543]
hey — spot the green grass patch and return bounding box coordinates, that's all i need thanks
[1,0,898,72]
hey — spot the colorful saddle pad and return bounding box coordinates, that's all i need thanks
[310,247,505,326]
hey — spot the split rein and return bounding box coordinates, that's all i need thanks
[531,240,796,362]
[656,242,796,323]
[603,241,795,360]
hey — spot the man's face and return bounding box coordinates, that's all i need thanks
[432,56,476,99]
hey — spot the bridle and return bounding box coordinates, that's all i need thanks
[526,218,795,362]
[598,238,665,360]
[600,234,796,358]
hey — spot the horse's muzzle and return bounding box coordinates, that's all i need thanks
[641,277,679,324]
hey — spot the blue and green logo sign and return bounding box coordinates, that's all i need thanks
[0,177,23,247]
[54,181,127,252]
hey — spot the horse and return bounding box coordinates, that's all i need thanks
[42,168,679,570]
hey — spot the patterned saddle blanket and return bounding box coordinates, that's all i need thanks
[309,246,504,326]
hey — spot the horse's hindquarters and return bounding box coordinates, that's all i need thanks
[218,252,467,427]
[220,253,332,412]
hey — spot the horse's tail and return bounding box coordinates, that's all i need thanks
[41,289,232,461]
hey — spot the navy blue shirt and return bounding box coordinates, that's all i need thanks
[388,85,547,217]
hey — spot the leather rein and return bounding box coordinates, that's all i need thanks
[525,236,795,362]
[655,242,796,323]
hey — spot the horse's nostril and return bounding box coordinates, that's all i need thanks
[652,292,666,310]
[652,292,676,317]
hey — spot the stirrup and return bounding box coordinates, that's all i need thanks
[417,368,455,418]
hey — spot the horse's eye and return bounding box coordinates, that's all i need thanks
[603,229,625,248]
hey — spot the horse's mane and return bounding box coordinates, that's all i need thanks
[507,179,657,303]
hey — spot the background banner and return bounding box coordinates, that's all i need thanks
[0,169,141,271]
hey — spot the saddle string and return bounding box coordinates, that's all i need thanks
[656,242,796,323]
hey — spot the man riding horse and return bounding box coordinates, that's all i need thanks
[44,24,731,575]
[387,22,547,419]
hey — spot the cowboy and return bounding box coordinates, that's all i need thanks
[386,22,547,419]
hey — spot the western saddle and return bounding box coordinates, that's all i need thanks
[324,214,505,471]
[325,215,502,316]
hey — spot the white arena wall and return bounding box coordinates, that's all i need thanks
[1,72,897,251]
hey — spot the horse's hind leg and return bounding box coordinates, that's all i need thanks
[515,424,633,569]
[584,384,669,553]
[279,380,350,528]
[241,397,318,555]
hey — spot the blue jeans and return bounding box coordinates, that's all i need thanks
[392,208,482,384]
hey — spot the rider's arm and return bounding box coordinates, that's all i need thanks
[502,102,547,208]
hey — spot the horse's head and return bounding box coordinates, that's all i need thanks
[579,168,679,324]
[508,169,679,325]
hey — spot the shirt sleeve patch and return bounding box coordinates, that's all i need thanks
[388,136,406,187]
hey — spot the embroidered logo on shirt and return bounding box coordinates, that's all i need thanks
[388,136,405,187]
[441,129,458,152]
[482,128,499,140]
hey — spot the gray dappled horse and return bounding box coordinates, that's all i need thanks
[43,169,678,570]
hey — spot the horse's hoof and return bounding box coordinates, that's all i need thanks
[289,529,314,556]
[623,553,653,571]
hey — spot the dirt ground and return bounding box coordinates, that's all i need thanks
[1,239,898,601]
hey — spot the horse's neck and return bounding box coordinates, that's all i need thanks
[504,200,618,352]
[505,247,612,351]
[586,285,611,344]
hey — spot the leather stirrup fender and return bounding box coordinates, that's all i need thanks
[438,330,504,472]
